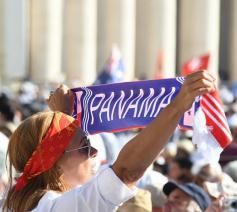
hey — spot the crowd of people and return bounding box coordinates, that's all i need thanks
[0,71,237,211]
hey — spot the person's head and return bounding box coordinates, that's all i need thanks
[223,160,237,182]
[176,139,194,158]
[191,154,222,186]
[117,188,152,212]
[0,94,14,124]
[227,113,237,141]
[57,127,98,186]
[163,181,211,212]
[196,163,222,184]
[0,94,17,137]
[4,111,97,211]
[168,156,193,183]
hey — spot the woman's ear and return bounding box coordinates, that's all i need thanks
[55,164,63,175]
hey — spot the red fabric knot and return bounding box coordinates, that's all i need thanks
[14,112,80,191]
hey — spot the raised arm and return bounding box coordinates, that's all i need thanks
[112,71,216,187]
[46,71,216,188]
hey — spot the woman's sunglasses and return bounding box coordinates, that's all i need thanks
[64,137,97,158]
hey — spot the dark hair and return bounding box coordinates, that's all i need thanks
[173,156,193,170]
[0,94,15,122]
[170,157,194,183]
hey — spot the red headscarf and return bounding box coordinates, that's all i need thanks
[15,112,80,191]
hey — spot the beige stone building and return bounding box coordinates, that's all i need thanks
[0,0,236,86]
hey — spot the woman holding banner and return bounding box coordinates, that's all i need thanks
[1,71,215,211]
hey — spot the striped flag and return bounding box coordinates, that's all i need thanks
[201,92,232,148]
[182,54,232,162]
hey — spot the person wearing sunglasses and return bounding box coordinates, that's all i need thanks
[64,137,96,158]
[1,71,216,212]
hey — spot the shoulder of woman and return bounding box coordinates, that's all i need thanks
[31,190,61,211]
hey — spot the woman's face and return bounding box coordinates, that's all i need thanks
[58,128,98,187]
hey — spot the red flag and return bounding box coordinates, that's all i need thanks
[154,50,164,79]
[182,54,210,76]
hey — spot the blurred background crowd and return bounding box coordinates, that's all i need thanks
[1,0,237,211]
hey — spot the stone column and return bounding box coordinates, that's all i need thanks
[177,0,220,79]
[229,1,237,83]
[29,0,64,83]
[0,1,5,86]
[135,0,177,79]
[63,0,97,86]
[97,0,136,81]
[162,0,177,78]
[206,0,220,80]
[2,0,28,83]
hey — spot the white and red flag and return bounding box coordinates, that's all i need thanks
[182,54,232,163]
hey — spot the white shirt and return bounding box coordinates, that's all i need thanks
[0,132,9,178]
[31,166,136,212]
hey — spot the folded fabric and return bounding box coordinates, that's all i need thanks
[72,78,232,163]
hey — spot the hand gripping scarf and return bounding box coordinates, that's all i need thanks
[72,78,232,164]
[15,112,80,191]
